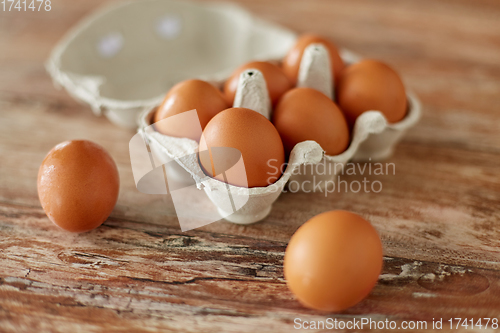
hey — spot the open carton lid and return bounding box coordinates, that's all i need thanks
[46,0,297,128]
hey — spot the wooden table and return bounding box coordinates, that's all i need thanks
[1,0,499,332]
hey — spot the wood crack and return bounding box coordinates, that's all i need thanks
[124,276,282,286]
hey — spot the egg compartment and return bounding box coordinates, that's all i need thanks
[46,0,297,128]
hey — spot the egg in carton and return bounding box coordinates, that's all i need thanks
[46,0,296,128]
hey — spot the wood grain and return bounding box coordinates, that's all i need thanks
[1,0,500,332]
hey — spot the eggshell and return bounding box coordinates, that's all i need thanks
[284,210,383,312]
[282,34,344,86]
[37,140,120,232]
[199,107,285,188]
[224,61,292,106]
[338,59,407,127]
[273,87,349,156]
[154,79,228,141]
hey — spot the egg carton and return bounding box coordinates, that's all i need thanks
[46,0,296,128]
[138,44,421,224]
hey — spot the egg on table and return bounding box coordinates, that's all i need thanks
[284,210,383,312]
[37,140,120,232]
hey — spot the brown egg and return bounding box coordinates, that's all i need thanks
[223,61,292,106]
[284,210,383,312]
[338,59,407,126]
[154,79,229,141]
[273,87,349,156]
[199,108,285,188]
[282,34,345,86]
[37,140,120,233]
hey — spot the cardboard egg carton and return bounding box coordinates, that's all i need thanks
[138,47,421,223]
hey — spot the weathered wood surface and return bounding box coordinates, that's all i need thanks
[1,0,500,332]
